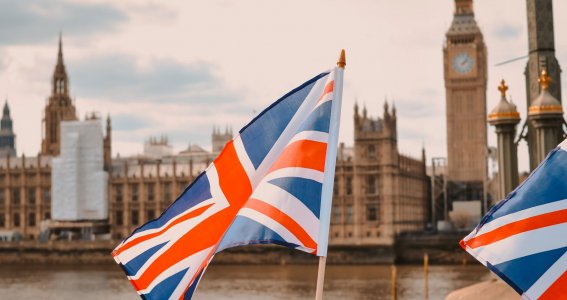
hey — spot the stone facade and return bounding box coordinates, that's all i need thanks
[330,103,428,245]
[443,0,488,183]
[0,155,53,240]
[108,154,212,239]
[0,37,110,240]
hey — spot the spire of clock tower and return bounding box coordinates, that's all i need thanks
[455,0,473,15]
[447,0,480,37]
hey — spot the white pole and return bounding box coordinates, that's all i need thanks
[315,49,345,300]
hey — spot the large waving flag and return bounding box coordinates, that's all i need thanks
[461,140,567,300]
[112,57,344,299]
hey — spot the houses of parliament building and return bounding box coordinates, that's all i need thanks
[0,37,429,246]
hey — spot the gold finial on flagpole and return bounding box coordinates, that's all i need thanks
[337,49,346,69]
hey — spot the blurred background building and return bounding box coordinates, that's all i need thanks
[0,35,430,244]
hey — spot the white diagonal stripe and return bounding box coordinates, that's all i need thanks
[467,222,567,265]
[119,166,229,265]
[238,208,303,247]
[524,251,567,299]
[233,135,258,186]
[252,182,319,242]
[471,199,567,238]
[288,130,329,145]
[252,72,331,185]
[263,167,324,183]
[137,246,214,295]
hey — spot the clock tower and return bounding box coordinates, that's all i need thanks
[444,0,487,184]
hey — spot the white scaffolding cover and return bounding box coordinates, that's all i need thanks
[52,120,108,221]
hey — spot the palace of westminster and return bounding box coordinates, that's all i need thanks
[0,0,563,246]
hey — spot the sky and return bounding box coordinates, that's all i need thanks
[0,0,566,173]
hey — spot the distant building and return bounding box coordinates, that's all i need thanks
[0,101,16,157]
[108,144,217,239]
[41,34,78,157]
[0,155,52,240]
[0,36,110,240]
[143,136,173,159]
[212,125,233,153]
[52,119,108,221]
[443,0,487,184]
[0,35,429,245]
[330,103,429,245]
[441,0,489,223]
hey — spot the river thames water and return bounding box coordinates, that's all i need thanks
[0,264,492,299]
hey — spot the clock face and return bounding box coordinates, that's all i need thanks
[452,53,474,74]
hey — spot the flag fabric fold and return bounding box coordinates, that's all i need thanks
[112,68,341,300]
[461,140,567,300]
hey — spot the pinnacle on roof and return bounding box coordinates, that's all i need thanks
[528,70,563,116]
[488,79,520,123]
[2,99,9,117]
[56,32,65,72]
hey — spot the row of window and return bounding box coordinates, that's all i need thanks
[331,204,379,223]
[0,174,51,184]
[332,231,380,238]
[114,182,187,203]
[0,188,51,206]
[333,176,379,196]
[334,177,353,196]
[0,212,50,228]
[114,210,156,226]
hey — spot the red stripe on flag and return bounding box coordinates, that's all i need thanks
[246,198,317,251]
[466,208,567,249]
[539,270,567,300]
[214,140,253,208]
[130,141,252,291]
[269,140,327,173]
[113,203,214,256]
[317,81,334,104]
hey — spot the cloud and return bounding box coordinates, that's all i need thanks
[70,54,243,106]
[0,0,126,45]
[112,113,153,131]
[0,52,6,71]
[492,24,523,40]
[394,96,442,119]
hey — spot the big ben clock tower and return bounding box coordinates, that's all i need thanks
[444,0,487,185]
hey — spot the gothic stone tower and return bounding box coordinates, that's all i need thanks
[0,100,16,157]
[524,0,562,170]
[443,0,488,183]
[211,125,232,153]
[352,102,398,242]
[41,34,78,156]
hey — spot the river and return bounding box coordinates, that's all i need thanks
[0,264,491,299]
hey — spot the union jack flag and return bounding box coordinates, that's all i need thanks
[112,68,343,299]
[461,140,567,299]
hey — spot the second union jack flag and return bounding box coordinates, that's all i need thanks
[112,68,342,299]
[461,140,567,299]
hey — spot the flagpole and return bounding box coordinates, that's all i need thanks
[315,49,346,300]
